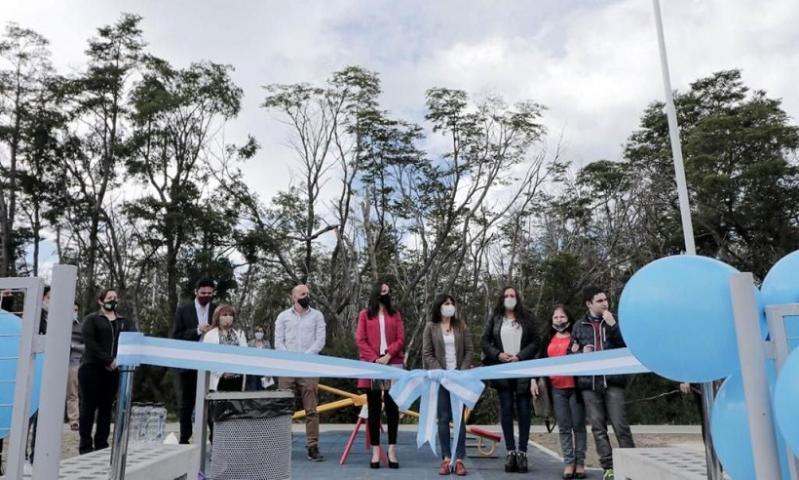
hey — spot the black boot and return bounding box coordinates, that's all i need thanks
[505,452,518,473]
[517,451,528,473]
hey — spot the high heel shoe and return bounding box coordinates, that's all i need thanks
[370,460,380,469]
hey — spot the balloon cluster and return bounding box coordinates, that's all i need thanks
[0,311,44,439]
[618,251,799,479]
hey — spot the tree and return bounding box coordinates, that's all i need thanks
[61,13,144,307]
[0,23,52,276]
[126,56,248,314]
[625,69,799,277]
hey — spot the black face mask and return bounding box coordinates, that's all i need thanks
[553,322,570,333]
[379,293,391,307]
[103,300,118,312]
[298,297,311,309]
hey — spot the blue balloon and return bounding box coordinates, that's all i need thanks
[762,250,799,306]
[619,255,766,382]
[775,348,799,456]
[0,311,44,439]
[711,368,791,480]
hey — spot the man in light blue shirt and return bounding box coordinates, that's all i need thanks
[275,284,326,461]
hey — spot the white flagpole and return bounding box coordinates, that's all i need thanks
[651,1,722,478]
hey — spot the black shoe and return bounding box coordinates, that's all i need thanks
[516,452,528,473]
[307,446,324,462]
[389,460,400,469]
[504,452,518,473]
[370,461,380,469]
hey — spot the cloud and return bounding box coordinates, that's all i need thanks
[4,0,798,214]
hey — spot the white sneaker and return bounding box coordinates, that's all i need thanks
[23,462,33,475]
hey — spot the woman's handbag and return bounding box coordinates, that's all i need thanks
[532,377,556,432]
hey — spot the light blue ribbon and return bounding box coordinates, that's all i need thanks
[117,333,649,460]
[389,369,484,463]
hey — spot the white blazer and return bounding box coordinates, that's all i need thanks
[202,327,248,391]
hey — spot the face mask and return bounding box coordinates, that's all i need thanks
[197,296,212,306]
[73,312,79,322]
[255,332,264,340]
[42,301,49,312]
[379,293,391,306]
[219,315,234,327]
[553,322,570,332]
[441,305,456,318]
[298,297,311,309]
[504,298,517,310]
[103,300,118,312]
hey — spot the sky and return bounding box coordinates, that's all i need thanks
[4,0,799,275]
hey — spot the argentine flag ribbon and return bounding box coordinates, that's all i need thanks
[389,369,485,463]
[117,333,649,461]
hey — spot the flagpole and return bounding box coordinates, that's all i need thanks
[651,1,722,478]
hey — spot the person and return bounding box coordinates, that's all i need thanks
[274,284,326,462]
[203,304,248,391]
[246,325,274,391]
[171,278,217,444]
[355,282,405,469]
[532,305,587,479]
[571,286,635,480]
[481,287,539,473]
[423,293,473,476]
[67,301,83,431]
[78,288,135,454]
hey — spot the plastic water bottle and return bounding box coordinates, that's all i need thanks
[129,403,141,445]
[154,403,166,442]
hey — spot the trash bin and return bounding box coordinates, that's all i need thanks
[207,390,294,480]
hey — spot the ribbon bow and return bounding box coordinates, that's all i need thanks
[389,369,484,463]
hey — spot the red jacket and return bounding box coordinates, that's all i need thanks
[356,308,405,389]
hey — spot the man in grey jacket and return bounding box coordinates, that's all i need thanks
[67,301,83,430]
[274,284,326,461]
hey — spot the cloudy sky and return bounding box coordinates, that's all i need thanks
[4,0,798,271]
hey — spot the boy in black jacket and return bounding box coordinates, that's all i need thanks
[571,286,635,480]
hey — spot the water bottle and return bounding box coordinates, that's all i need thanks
[129,403,141,446]
[154,403,166,442]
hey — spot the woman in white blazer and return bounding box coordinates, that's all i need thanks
[202,304,248,391]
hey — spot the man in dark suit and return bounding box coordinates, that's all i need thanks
[172,278,216,444]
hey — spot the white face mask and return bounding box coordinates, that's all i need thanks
[504,298,517,310]
[441,305,456,318]
[255,332,264,340]
[73,312,79,322]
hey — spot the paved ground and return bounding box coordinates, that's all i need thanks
[2,422,704,478]
[288,430,567,480]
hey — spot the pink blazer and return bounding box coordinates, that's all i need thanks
[355,308,405,389]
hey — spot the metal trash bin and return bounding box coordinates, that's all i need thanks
[207,390,294,480]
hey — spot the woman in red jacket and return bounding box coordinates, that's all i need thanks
[356,282,405,469]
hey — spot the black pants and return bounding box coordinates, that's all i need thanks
[177,370,197,444]
[365,389,399,446]
[209,375,243,442]
[78,364,119,455]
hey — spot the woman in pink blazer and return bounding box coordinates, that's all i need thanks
[356,282,405,469]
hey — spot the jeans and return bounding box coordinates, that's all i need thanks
[437,386,466,460]
[78,364,119,454]
[365,389,399,446]
[497,387,531,453]
[582,386,635,469]
[552,388,587,466]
